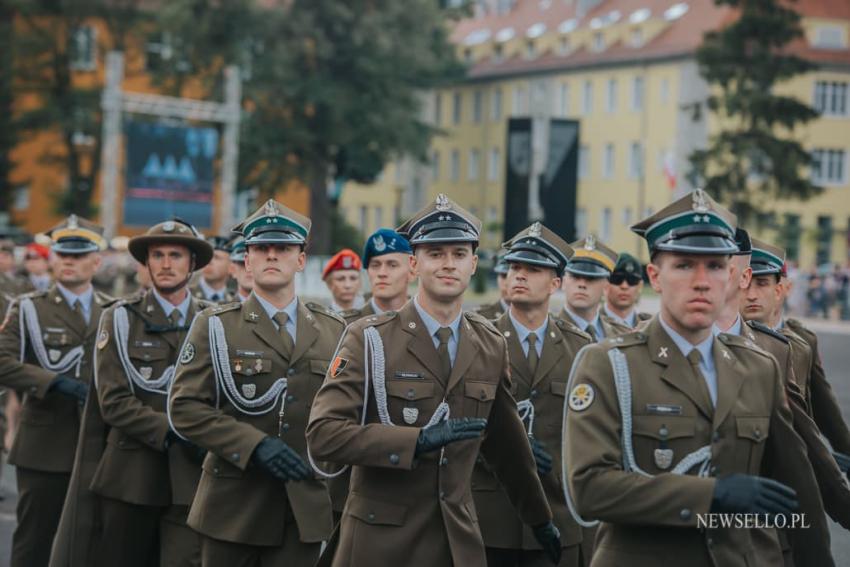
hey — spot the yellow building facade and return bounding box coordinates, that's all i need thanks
[341,0,850,267]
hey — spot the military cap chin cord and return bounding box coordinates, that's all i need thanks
[113,305,176,394]
[18,297,84,377]
[208,315,288,414]
[559,346,713,529]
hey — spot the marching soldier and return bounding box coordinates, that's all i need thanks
[0,216,111,567]
[323,248,363,312]
[228,238,253,302]
[472,222,591,567]
[306,194,560,567]
[169,200,345,566]
[191,236,235,303]
[600,253,650,330]
[559,236,629,340]
[340,228,414,325]
[476,253,510,320]
[81,219,214,567]
[564,189,833,567]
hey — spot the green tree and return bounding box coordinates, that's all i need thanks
[0,1,15,220]
[689,0,820,221]
[10,0,144,218]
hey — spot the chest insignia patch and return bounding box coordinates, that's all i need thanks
[654,448,674,470]
[402,407,419,425]
[242,383,256,399]
[48,349,61,363]
[568,383,595,412]
[330,356,348,378]
[140,367,153,380]
[180,343,195,364]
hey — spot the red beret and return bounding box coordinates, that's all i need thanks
[322,249,362,279]
[26,243,50,259]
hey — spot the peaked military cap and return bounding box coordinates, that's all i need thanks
[232,199,311,246]
[396,193,481,245]
[503,222,573,276]
[493,252,509,276]
[631,189,738,255]
[45,214,106,254]
[612,252,643,278]
[750,238,785,276]
[206,235,232,252]
[734,228,752,256]
[565,234,617,278]
[229,237,247,263]
[128,218,213,268]
[362,228,412,267]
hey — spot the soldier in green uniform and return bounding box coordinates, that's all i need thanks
[559,236,629,340]
[476,253,510,320]
[472,222,591,567]
[169,200,345,567]
[307,194,560,567]
[564,189,833,567]
[0,216,112,567]
[228,238,253,302]
[600,253,650,330]
[190,236,236,303]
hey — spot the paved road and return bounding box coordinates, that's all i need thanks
[0,325,848,566]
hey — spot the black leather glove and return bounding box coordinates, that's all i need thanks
[532,521,562,565]
[251,436,311,482]
[414,418,487,456]
[529,436,553,476]
[710,474,798,516]
[49,374,89,404]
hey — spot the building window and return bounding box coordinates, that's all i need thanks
[813,25,847,49]
[816,216,832,265]
[603,143,615,179]
[579,145,590,179]
[592,32,605,52]
[512,84,527,115]
[575,208,587,238]
[606,79,617,113]
[453,92,462,125]
[359,205,369,233]
[71,25,97,71]
[450,149,460,182]
[811,148,847,185]
[557,83,569,117]
[630,27,644,47]
[374,207,383,230]
[558,36,571,55]
[488,147,501,181]
[582,80,593,115]
[814,81,848,116]
[468,149,480,181]
[782,214,801,262]
[621,207,632,225]
[660,78,670,106]
[434,93,443,125]
[601,208,612,241]
[629,142,643,179]
[493,43,504,63]
[431,150,440,181]
[473,90,484,123]
[525,40,537,59]
[492,89,503,121]
[631,76,644,111]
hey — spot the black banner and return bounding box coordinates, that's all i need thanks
[503,118,532,240]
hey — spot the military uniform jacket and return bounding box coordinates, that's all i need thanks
[600,310,652,331]
[780,328,814,410]
[168,294,344,546]
[91,290,211,507]
[341,301,376,326]
[784,319,850,457]
[558,307,631,341]
[565,316,832,567]
[0,286,112,472]
[306,301,553,567]
[190,282,236,304]
[473,313,591,550]
[475,300,505,320]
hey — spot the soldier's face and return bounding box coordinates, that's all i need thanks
[563,273,608,311]
[507,263,560,307]
[496,273,509,301]
[647,253,730,331]
[741,274,781,323]
[202,250,231,283]
[229,261,253,294]
[245,243,305,292]
[52,252,101,287]
[605,276,642,311]
[325,270,362,305]
[24,254,49,276]
[413,244,477,302]
[147,244,193,291]
[367,253,413,302]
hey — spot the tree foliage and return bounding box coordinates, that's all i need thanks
[689,0,820,222]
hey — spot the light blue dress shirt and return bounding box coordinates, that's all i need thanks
[603,304,637,328]
[713,315,742,338]
[57,283,94,325]
[659,314,717,406]
[413,296,461,365]
[564,307,606,339]
[152,288,191,327]
[254,293,298,343]
[508,311,546,358]
[199,277,229,302]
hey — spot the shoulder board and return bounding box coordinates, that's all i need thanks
[554,317,592,341]
[20,290,47,301]
[716,332,771,358]
[340,308,361,319]
[305,301,346,324]
[746,320,789,344]
[120,292,144,305]
[602,329,648,348]
[94,291,120,308]
[637,312,653,321]
[785,318,816,343]
[209,302,241,315]
[464,311,500,335]
[356,310,397,328]
[194,298,218,311]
